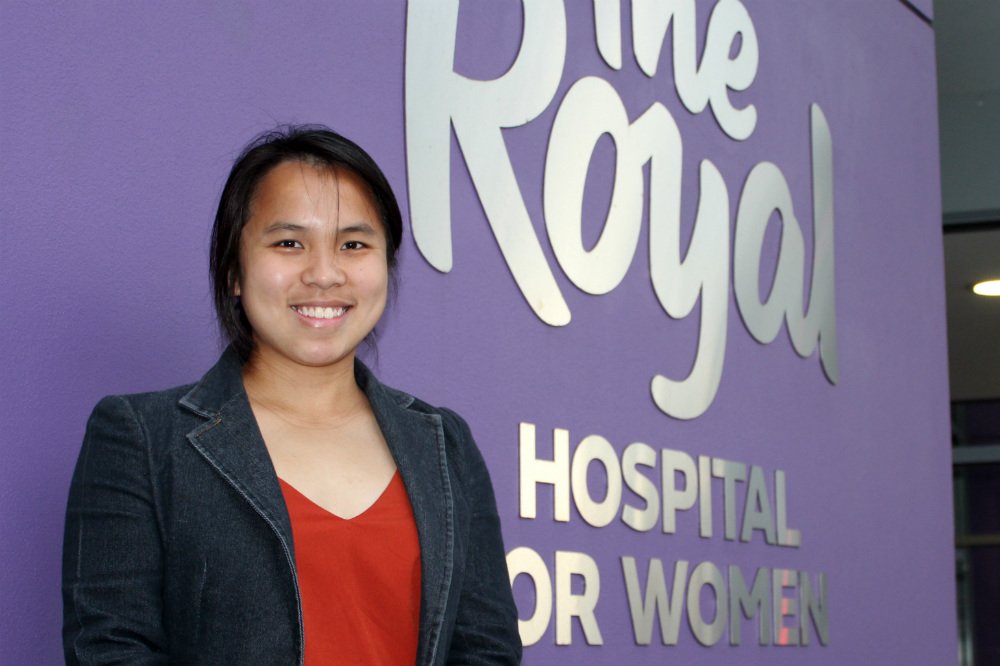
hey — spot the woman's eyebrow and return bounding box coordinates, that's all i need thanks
[338,222,378,235]
[262,221,307,234]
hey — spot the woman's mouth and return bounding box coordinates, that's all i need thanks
[291,305,348,319]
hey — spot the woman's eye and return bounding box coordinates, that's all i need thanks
[342,240,366,250]
[274,239,303,249]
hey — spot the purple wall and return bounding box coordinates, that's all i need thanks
[1,1,953,664]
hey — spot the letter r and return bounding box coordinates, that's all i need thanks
[405,0,573,325]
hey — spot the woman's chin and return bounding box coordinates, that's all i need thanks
[282,348,350,369]
[252,342,357,372]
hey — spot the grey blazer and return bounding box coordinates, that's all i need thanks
[62,348,521,665]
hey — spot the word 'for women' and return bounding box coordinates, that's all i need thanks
[506,547,828,648]
[405,0,837,419]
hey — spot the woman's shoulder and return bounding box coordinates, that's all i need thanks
[357,365,472,433]
[95,381,199,411]
[355,363,481,457]
[354,360,446,415]
[84,381,204,449]
[85,349,246,443]
[93,347,246,421]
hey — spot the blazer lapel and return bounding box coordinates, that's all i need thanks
[179,350,294,553]
[359,365,454,666]
[186,397,295,548]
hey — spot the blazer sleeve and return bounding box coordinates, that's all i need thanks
[441,409,523,665]
[62,395,169,665]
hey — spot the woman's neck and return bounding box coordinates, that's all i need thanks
[241,351,367,425]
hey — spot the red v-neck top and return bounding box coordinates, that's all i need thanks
[279,471,421,666]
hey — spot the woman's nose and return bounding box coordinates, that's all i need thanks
[302,247,346,288]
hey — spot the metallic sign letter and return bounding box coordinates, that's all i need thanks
[405,0,571,324]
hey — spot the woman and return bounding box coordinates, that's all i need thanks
[62,126,522,665]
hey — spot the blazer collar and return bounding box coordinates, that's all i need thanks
[178,346,246,418]
[179,348,454,666]
[178,347,420,419]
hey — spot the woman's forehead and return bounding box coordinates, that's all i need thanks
[248,161,384,231]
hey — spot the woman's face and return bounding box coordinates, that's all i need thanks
[235,160,388,372]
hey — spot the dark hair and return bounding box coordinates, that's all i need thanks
[210,124,403,362]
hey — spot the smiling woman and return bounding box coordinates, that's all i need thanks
[236,163,389,373]
[61,126,522,666]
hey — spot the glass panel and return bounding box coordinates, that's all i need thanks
[953,400,1000,666]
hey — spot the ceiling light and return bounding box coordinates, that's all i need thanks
[972,279,1000,297]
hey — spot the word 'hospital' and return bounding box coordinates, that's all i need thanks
[519,422,801,545]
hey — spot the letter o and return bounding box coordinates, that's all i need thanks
[571,434,623,527]
[544,76,644,295]
[687,561,728,646]
[506,546,552,646]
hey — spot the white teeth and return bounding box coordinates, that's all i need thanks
[294,306,346,319]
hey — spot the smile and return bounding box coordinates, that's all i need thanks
[292,305,348,319]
